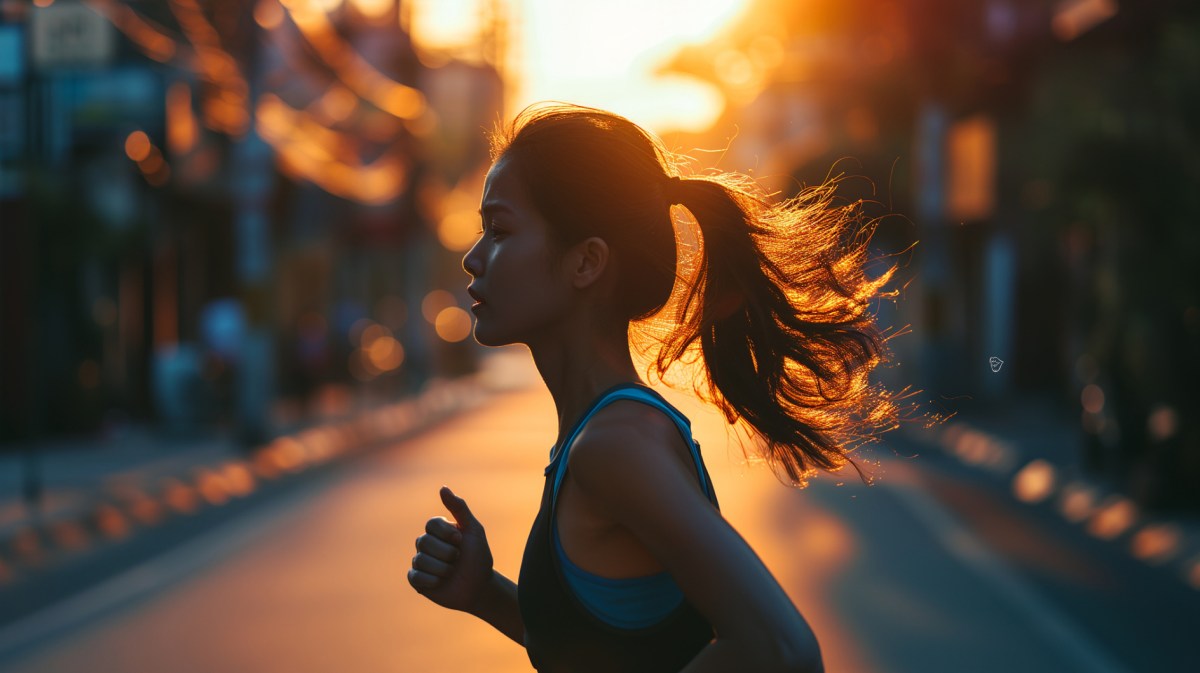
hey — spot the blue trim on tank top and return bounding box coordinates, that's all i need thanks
[551,520,684,629]
[544,383,714,630]
[546,385,713,500]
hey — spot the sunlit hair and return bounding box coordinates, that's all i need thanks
[489,103,910,486]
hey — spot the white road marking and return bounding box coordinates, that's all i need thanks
[884,480,1131,673]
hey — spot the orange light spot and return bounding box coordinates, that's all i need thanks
[367,335,405,372]
[1058,482,1096,523]
[254,0,285,29]
[253,449,282,479]
[1147,406,1178,442]
[166,81,198,155]
[298,429,330,461]
[272,437,306,471]
[138,146,164,174]
[162,478,199,514]
[125,131,152,162]
[1130,525,1180,564]
[195,469,230,506]
[435,306,472,343]
[940,424,964,447]
[1012,459,1056,504]
[95,504,132,539]
[125,495,165,526]
[1086,496,1137,540]
[954,430,992,465]
[422,290,456,324]
[222,462,255,497]
[438,210,481,251]
[350,0,392,20]
[360,323,392,348]
[312,85,359,123]
[144,163,171,187]
[1081,384,1105,414]
[1052,0,1118,41]
[347,318,374,347]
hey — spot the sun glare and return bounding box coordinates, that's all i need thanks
[409,0,749,134]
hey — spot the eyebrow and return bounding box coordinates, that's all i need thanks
[478,202,516,217]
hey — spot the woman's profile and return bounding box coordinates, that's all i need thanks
[408,103,901,673]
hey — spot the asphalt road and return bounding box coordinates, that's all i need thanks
[0,383,1193,672]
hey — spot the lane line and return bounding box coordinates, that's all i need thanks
[884,480,1131,673]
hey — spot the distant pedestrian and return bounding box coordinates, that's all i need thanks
[409,103,902,672]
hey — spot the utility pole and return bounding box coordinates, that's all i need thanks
[231,1,275,448]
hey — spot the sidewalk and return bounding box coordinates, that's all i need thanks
[0,430,236,539]
[897,392,1200,593]
[0,349,538,588]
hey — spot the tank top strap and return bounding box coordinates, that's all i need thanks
[547,384,714,509]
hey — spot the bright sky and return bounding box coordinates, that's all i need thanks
[408,0,750,134]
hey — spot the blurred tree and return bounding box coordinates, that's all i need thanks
[1026,6,1200,509]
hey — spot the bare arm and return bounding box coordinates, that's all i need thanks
[569,406,824,673]
[466,570,525,645]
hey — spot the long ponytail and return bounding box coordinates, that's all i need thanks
[653,174,902,485]
[490,102,907,487]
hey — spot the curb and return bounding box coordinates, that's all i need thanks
[0,365,529,591]
[900,419,1200,593]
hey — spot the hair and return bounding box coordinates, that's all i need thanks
[489,103,909,486]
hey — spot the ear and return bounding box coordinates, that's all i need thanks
[562,236,610,290]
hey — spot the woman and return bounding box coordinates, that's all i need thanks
[408,104,901,672]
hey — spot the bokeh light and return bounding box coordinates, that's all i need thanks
[1012,459,1056,504]
[124,131,151,162]
[434,306,472,342]
[422,290,457,323]
[1081,384,1105,414]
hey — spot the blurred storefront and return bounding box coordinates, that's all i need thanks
[0,0,505,449]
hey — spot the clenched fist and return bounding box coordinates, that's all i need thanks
[408,486,496,614]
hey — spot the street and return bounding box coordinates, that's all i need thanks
[0,381,1193,673]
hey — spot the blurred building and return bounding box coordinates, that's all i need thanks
[665,0,1200,508]
[0,0,505,449]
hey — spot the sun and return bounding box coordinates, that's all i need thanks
[409,0,749,134]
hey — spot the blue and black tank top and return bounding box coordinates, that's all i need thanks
[517,383,720,672]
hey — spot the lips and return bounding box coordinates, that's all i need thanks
[467,287,485,306]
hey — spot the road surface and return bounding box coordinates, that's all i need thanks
[0,382,1192,672]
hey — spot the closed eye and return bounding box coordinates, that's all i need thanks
[482,221,508,240]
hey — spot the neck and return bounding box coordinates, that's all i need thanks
[527,317,640,448]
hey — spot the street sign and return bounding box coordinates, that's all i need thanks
[30,0,115,70]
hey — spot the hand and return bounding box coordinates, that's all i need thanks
[408,486,496,614]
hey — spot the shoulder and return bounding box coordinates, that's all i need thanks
[566,399,702,512]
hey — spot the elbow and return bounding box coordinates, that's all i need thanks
[764,632,823,673]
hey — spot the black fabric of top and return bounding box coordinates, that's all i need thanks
[517,383,719,673]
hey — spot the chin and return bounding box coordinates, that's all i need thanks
[471,325,514,348]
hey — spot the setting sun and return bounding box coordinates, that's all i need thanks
[409,0,750,133]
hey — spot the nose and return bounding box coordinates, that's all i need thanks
[462,239,483,278]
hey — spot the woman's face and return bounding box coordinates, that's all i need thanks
[462,157,574,347]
